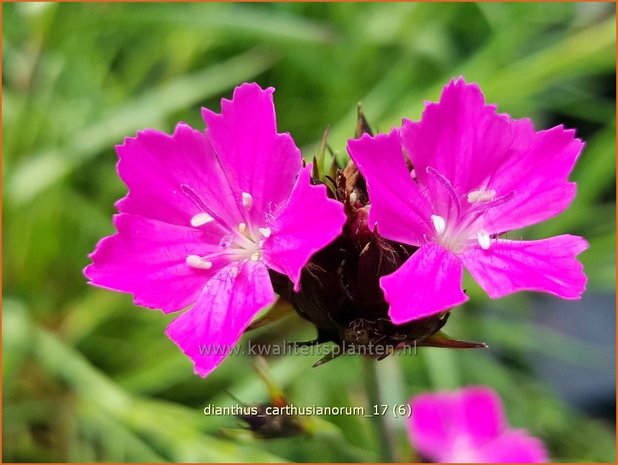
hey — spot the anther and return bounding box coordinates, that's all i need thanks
[186,255,213,270]
[190,212,214,227]
[469,190,515,214]
[476,231,491,250]
[242,192,253,210]
[250,252,260,262]
[410,169,416,180]
[238,222,247,234]
[258,227,271,238]
[467,189,496,203]
[431,215,446,235]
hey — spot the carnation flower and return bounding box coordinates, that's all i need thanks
[408,386,548,463]
[85,83,345,377]
[347,78,588,323]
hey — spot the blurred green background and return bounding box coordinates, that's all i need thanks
[3,2,616,462]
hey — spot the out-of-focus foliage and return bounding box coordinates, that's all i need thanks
[3,2,615,462]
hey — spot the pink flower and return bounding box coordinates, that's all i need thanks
[347,78,588,324]
[85,83,346,377]
[408,386,548,463]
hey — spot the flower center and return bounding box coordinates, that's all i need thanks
[180,187,272,271]
[425,167,513,253]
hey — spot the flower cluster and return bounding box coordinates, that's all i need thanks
[86,78,587,377]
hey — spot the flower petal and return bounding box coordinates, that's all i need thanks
[116,123,244,230]
[484,121,583,232]
[401,78,516,198]
[474,430,549,463]
[202,83,303,225]
[408,391,456,460]
[84,213,221,313]
[347,128,433,246]
[401,78,582,232]
[165,262,275,378]
[381,243,468,323]
[263,164,346,290]
[453,386,506,447]
[461,235,588,300]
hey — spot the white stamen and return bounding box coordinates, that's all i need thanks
[431,214,446,235]
[258,227,271,238]
[349,191,358,203]
[476,231,491,250]
[410,169,416,180]
[190,212,214,227]
[250,252,260,262]
[186,255,213,270]
[238,222,247,234]
[467,189,496,203]
[230,267,240,278]
[241,192,253,210]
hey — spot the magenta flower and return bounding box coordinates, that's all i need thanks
[347,78,588,323]
[408,386,548,463]
[85,83,346,377]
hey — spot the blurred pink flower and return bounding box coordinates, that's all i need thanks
[85,83,345,377]
[347,77,588,324]
[408,386,548,463]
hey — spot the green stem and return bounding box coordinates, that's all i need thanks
[363,357,397,462]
